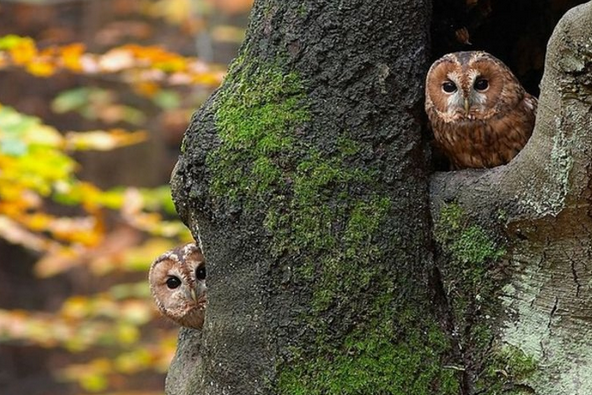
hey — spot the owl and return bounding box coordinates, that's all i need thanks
[425,51,537,169]
[149,243,207,329]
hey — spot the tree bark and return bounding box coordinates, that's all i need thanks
[430,2,592,394]
[168,0,592,394]
[168,0,457,394]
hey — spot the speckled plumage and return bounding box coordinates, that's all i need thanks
[425,51,537,169]
[149,243,207,329]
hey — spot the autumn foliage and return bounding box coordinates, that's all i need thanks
[0,49,190,393]
[0,1,249,394]
[0,35,224,84]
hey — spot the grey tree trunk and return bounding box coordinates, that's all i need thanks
[167,0,592,394]
[431,2,592,394]
[168,0,450,394]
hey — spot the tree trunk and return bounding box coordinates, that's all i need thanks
[430,2,592,394]
[168,0,592,394]
[168,0,457,394]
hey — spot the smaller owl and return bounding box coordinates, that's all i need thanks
[149,243,207,329]
[425,51,537,169]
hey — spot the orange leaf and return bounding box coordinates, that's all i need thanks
[9,38,37,65]
[60,43,85,72]
[133,81,159,97]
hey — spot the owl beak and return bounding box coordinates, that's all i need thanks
[190,287,198,302]
[464,98,470,115]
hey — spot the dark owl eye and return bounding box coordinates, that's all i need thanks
[442,81,457,93]
[166,276,182,289]
[474,78,489,91]
[196,266,206,281]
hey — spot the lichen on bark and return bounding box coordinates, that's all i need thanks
[430,3,592,394]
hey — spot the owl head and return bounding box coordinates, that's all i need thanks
[149,243,207,329]
[425,51,525,123]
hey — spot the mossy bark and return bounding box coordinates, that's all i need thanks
[168,0,592,394]
[169,0,461,394]
[431,2,592,394]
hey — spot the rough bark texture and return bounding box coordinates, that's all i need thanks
[168,0,461,394]
[168,0,592,394]
[431,2,592,394]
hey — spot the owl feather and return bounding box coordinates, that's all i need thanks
[425,51,537,169]
[148,243,207,329]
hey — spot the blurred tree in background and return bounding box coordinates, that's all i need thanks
[0,1,252,394]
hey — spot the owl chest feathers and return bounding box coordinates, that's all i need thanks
[430,93,536,169]
[432,95,536,168]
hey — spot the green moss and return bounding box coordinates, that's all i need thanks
[435,203,501,317]
[438,203,463,234]
[436,203,505,266]
[434,203,535,391]
[210,56,309,204]
[209,55,460,394]
[435,202,505,272]
[452,225,505,265]
[278,322,461,395]
[269,159,458,392]
[264,150,378,258]
[477,345,537,394]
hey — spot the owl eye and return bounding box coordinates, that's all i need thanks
[474,78,489,91]
[195,266,206,281]
[166,276,182,289]
[442,81,457,93]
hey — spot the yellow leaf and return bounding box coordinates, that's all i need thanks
[80,372,108,392]
[65,130,148,151]
[154,57,187,72]
[114,349,152,374]
[9,38,36,65]
[26,60,55,77]
[116,323,139,345]
[25,213,53,231]
[60,296,90,320]
[191,70,225,85]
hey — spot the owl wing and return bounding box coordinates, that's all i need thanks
[491,92,538,165]
[523,93,538,116]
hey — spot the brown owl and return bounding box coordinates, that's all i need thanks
[149,243,207,329]
[425,51,537,169]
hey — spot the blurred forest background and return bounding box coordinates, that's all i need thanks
[0,1,251,394]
